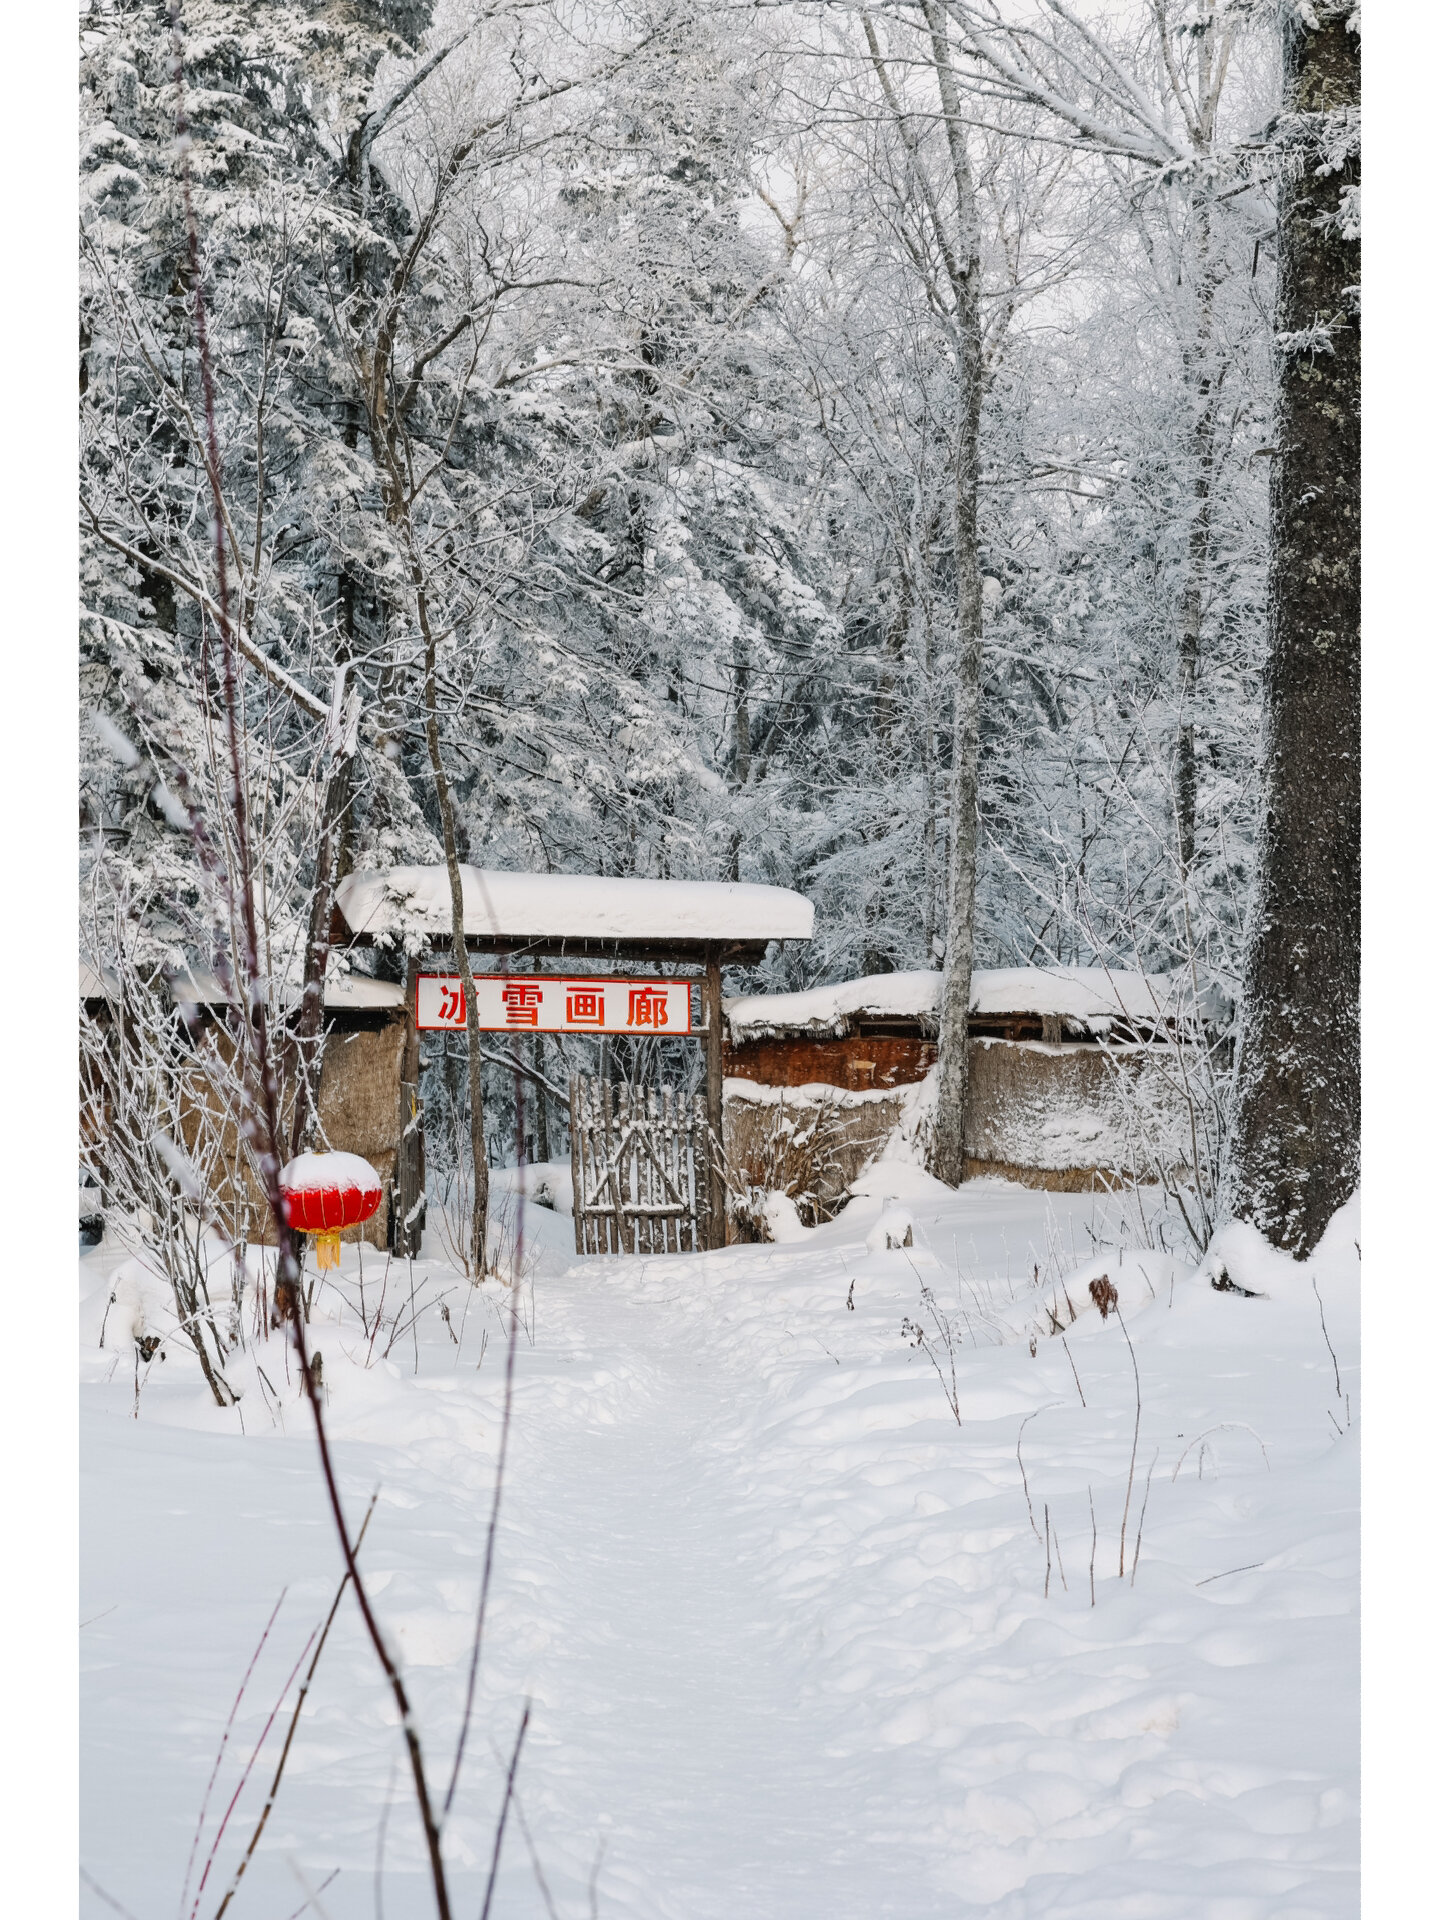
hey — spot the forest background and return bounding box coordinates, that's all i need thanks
[0,0,1426,1899]
[76,0,1322,1246]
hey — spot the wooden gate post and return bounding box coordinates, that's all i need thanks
[393,952,425,1257]
[704,952,727,1249]
[569,1074,584,1256]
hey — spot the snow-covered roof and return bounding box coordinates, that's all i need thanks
[78,960,405,1013]
[80,958,119,1001]
[725,966,1185,1039]
[321,976,406,1011]
[973,967,1180,1026]
[335,865,815,950]
[168,967,406,1013]
[726,971,942,1038]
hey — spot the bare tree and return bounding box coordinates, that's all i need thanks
[938,0,1274,876]
[846,6,985,1184]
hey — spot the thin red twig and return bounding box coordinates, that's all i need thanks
[189,1625,319,1920]
[180,1590,285,1920]
[211,1495,378,1920]
[443,1054,525,1819]
[479,1703,531,1920]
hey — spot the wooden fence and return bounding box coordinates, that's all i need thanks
[568,1076,713,1254]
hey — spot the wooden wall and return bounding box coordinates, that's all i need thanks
[723,1030,936,1092]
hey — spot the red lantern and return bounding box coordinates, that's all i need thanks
[279,1151,384,1270]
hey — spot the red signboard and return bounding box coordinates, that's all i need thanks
[415,974,694,1035]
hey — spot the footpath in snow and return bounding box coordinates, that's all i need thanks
[80,1174,1359,1920]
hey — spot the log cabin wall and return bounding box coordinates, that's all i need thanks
[722,1030,936,1092]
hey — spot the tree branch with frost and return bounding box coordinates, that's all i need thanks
[897,0,1198,168]
[81,506,331,722]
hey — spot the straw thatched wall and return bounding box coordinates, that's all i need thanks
[725,1036,1193,1217]
[964,1038,1190,1189]
[178,1017,407,1249]
[723,1083,908,1237]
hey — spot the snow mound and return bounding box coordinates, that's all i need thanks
[492,1160,575,1216]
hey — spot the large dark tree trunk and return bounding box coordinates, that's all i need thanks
[1224,6,1359,1255]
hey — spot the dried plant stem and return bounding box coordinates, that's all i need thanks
[1115,1306,1142,1578]
[1017,1408,1045,1543]
[1313,1275,1342,1398]
[1060,1334,1086,1406]
[190,1624,320,1920]
[511,1788,562,1920]
[1171,1422,1270,1481]
[444,1291,521,1817]
[182,1591,285,1920]
[1088,1486,1097,1607]
[1129,1448,1159,1588]
[290,1311,454,1917]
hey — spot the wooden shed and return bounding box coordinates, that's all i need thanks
[723,966,1201,1201]
[80,964,422,1252]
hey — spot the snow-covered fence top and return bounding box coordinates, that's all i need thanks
[724,965,1195,1042]
[335,866,815,951]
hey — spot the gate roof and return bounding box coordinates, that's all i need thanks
[334,865,814,967]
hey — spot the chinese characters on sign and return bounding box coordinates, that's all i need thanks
[565,986,604,1027]
[627,985,669,1029]
[500,980,545,1028]
[415,974,693,1034]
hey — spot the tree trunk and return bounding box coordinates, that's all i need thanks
[1223,6,1359,1255]
[727,631,751,883]
[704,954,728,1248]
[924,2,985,1188]
[1176,192,1223,878]
[288,691,357,1158]
[416,574,489,1275]
[533,1035,551,1164]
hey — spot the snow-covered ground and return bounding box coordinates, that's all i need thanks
[80,1176,1358,1919]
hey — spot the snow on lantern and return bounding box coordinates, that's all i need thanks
[279,1151,384,1270]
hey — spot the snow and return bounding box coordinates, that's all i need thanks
[725,965,1188,1039]
[80,1185,1358,1919]
[973,966,1182,1028]
[491,1159,575,1217]
[335,866,815,947]
[723,1073,906,1107]
[279,1150,383,1197]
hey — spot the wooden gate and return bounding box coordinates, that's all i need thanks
[568,1076,713,1254]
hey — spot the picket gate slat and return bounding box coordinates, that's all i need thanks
[568,1073,711,1256]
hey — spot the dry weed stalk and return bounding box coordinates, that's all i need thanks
[729,1090,871,1237]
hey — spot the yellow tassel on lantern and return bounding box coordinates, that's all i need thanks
[314,1229,342,1271]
